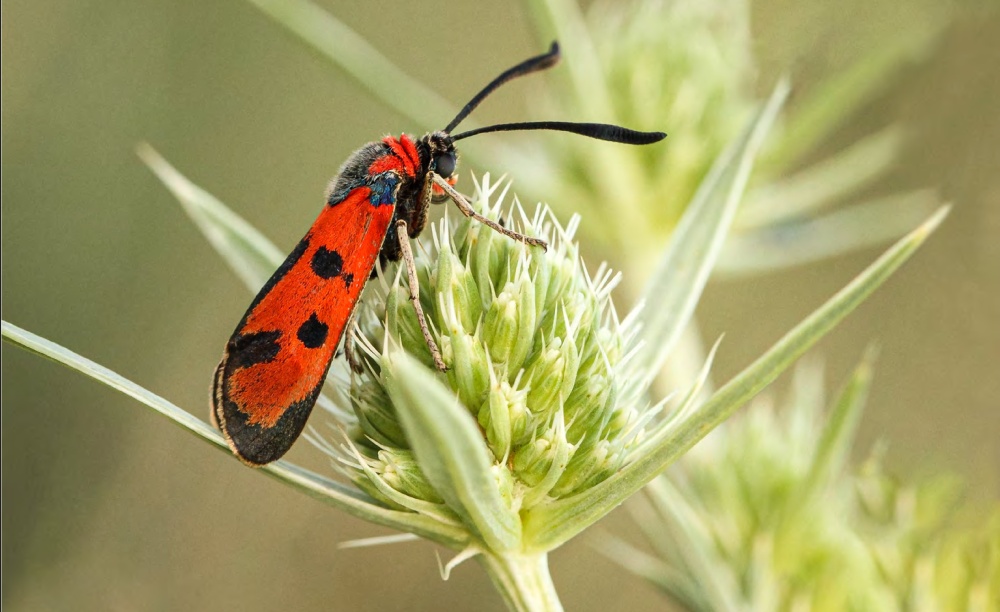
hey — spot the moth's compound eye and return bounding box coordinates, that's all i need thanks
[433,152,456,178]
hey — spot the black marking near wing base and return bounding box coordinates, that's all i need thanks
[310,246,344,279]
[226,330,281,369]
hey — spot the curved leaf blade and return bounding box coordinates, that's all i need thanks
[802,345,877,497]
[1,321,469,548]
[242,0,455,132]
[719,189,940,276]
[384,349,521,552]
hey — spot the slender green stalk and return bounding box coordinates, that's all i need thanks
[478,552,562,612]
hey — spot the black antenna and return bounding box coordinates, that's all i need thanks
[444,42,561,134]
[443,43,666,147]
[451,121,666,145]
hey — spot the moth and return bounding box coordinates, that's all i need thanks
[211,42,665,465]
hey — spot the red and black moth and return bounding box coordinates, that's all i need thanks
[211,42,666,466]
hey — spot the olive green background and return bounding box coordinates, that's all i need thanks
[3,1,997,610]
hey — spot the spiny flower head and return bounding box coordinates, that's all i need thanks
[317,175,650,519]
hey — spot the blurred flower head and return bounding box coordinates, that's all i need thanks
[611,355,1000,611]
[509,0,941,280]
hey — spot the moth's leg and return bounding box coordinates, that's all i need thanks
[428,172,548,250]
[343,310,364,374]
[411,173,435,238]
[396,220,447,371]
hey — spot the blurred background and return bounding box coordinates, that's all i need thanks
[3,0,997,610]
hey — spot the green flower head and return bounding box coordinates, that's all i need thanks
[320,175,649,528]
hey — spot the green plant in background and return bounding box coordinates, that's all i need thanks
[603,355,1000,611]
[2,0,978,610]
[855,455,1000,611]
[242,0,941,284]
[1,126,945,608]
[518,0,942,281]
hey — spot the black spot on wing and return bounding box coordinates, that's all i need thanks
[296,313,329,349]
[343,273,355,288]
[311,246,344,279]
[226,330,281,370]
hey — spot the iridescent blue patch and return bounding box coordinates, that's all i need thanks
[368,173,400,207]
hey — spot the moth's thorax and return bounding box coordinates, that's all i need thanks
[324,134,420,205]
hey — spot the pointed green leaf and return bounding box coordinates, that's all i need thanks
[137,143,283,291]
[345,442,464,526]
[640,80,789,384]
[638,337,722,456]
[522,206,949,550]
[2,321,469,548]
[383,348,521,551]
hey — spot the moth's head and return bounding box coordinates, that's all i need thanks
[423,131,458,179]
[421,131,458,202]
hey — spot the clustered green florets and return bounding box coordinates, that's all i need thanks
[342,179,644,510]
[639,360,1000,611]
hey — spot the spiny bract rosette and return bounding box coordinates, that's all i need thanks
[309,174,655,521]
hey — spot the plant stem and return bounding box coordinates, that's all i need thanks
[478,551,563,612]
